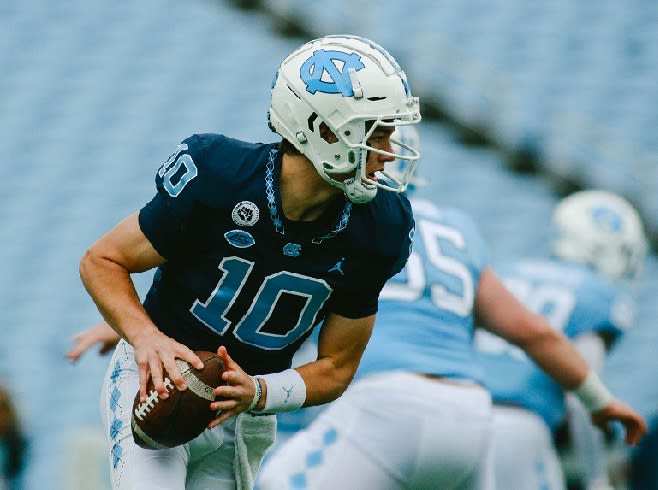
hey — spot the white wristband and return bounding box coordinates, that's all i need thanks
[246,376,262,412]
[572,371,614,412]
[253,369,306,414]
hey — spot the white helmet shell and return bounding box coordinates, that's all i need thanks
[550,190,648,281]
[269,35,421,203]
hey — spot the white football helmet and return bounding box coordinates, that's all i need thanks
[550,190,648,281]
[268,35,421,203]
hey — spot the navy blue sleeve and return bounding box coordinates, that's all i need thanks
[327,194,415,318]
[391,194,415,274]
[138,135,213,259]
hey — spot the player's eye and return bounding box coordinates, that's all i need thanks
[368,135,386,145]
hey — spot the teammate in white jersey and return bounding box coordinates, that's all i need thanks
[255,134,647,490]
[475,190,649,490]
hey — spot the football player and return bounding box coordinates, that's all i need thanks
[78,35,421,490]
[256,143,647,490]
[475,190,649,490]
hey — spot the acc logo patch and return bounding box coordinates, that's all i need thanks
[224,230,255,249]
[232,201,259,227]
[301,49,365,96]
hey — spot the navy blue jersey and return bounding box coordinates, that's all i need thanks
[138,133,414,375]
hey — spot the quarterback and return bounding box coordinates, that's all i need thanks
[78,35,421,489]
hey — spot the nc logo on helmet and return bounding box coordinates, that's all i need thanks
[300,50,365,96]
[591,206,623,233]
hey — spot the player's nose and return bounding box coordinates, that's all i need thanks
[380,141,396,163]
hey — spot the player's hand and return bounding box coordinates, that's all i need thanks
[130,328,203,403]
[208,345,256,428]
[591,399,647,446]
[66,321,121,363]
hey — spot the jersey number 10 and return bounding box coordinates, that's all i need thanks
[190,256,331,350]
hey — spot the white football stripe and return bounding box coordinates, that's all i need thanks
[131,418,169,450]
[175,359,217,401]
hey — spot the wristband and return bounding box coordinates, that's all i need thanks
[572,371,614,412]
[247,376,262,411]
[252,368,306,414]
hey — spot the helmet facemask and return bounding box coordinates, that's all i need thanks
[381,125,426,196]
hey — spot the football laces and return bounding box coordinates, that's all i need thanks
[133,378,175,421]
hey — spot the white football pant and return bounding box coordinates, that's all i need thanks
[257,371,494,490]
[490,405,566,490]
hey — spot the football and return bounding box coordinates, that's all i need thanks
[131,351,225,449]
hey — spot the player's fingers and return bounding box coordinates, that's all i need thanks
[65,334,95,361]
[212,383,231,405]
[149,357,169,399]
[213,377,254,411]
[162,356,187,392]
[176,345,203,370]
[208,416,225,430]
[71,331,91,344]
[208,406,237,429]
[623,422,640,445]
[210,397,239,413]
[65,353,80,363]
[138,361,150,403]
[624,417,647,445]
[217,345,236,370]
[212,372,243,399]
[210,384,240,411]
[65,345,83,362]
[220,369,244,386]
